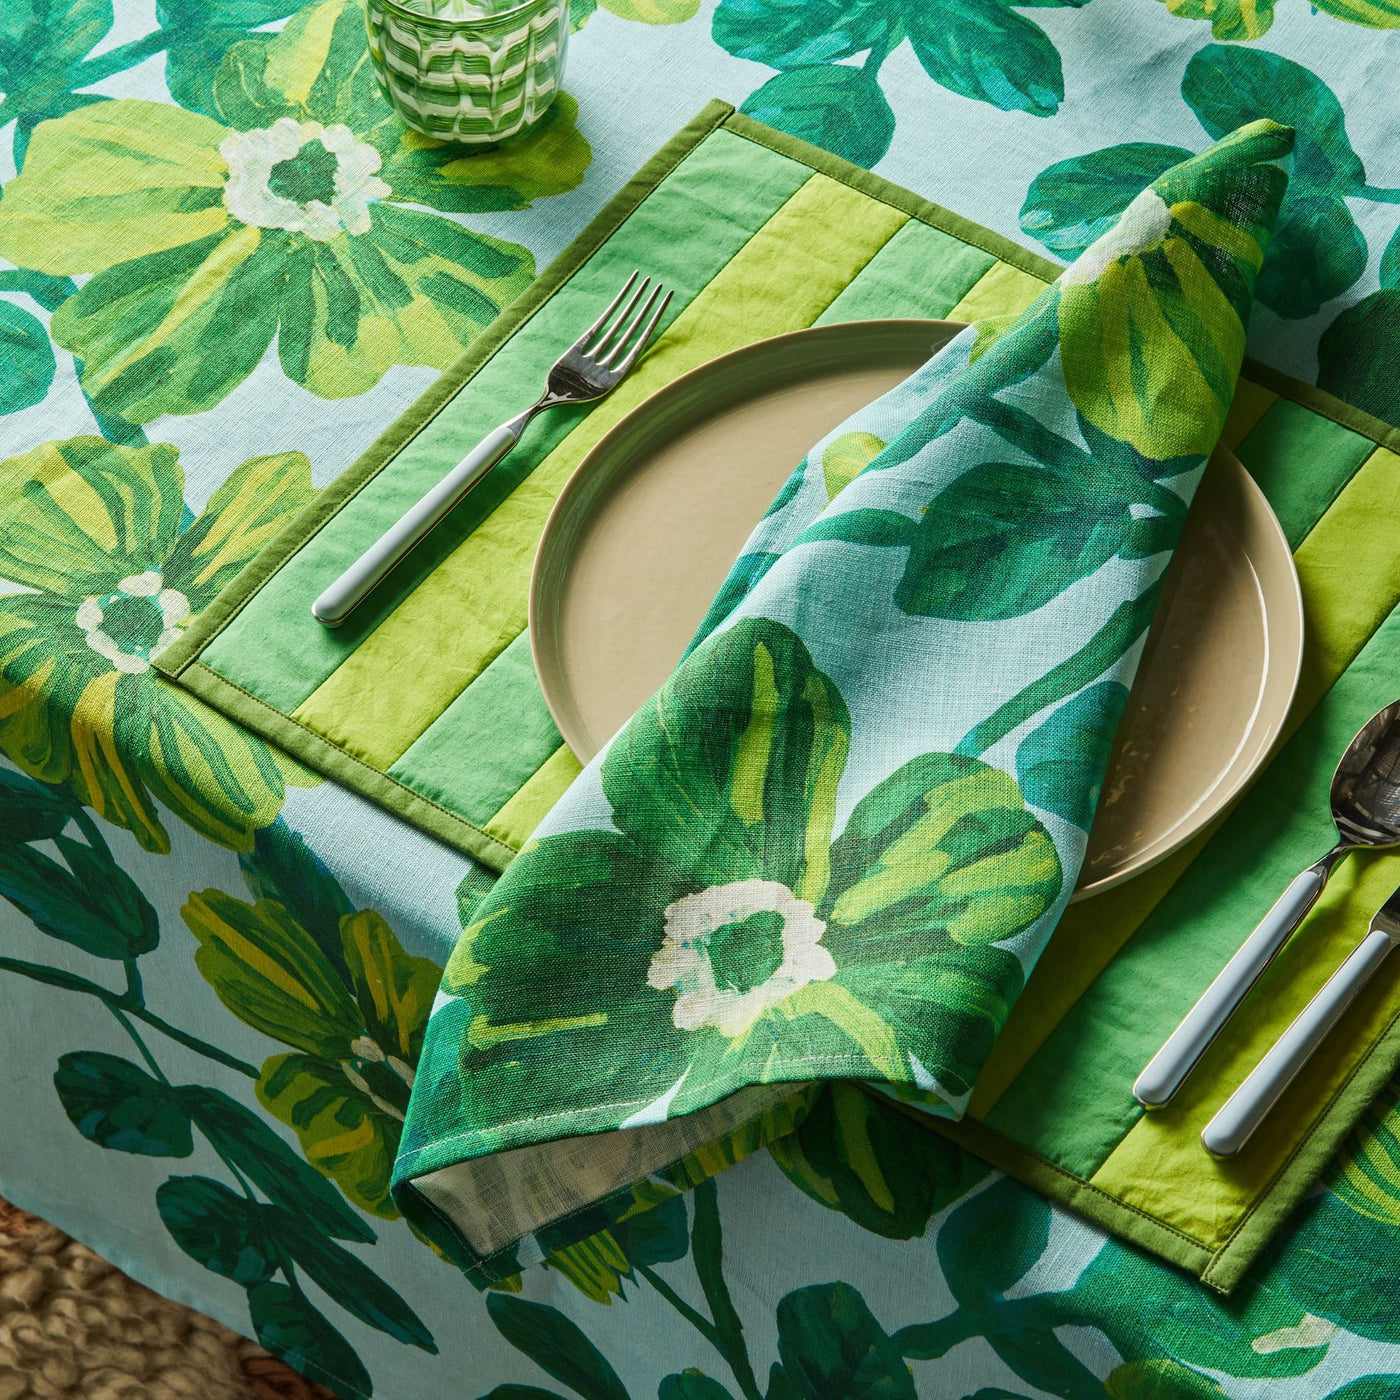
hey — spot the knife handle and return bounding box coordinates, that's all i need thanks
[1133,861,1333,1108]
[1203,927,1395,1158]
[312,420,522,628]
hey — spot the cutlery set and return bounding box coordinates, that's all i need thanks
[314,272,1400,1162]
[1136,699,1400,1155]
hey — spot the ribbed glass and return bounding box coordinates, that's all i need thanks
[364,0,568,144]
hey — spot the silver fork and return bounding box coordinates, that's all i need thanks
[312,271,673,627]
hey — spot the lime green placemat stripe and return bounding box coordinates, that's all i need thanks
[946,261,1047,322]
[987,444,1400,1177]
[485,743,582,848]
[200,125,810,715]
[387,631,560,826]
[289,174,908,769]
[1235,397,1376,548]
[815,220,995,324]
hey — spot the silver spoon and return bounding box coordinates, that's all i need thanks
[1133,697,1400,1109]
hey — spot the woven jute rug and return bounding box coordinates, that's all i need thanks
[0,1196,335,1400]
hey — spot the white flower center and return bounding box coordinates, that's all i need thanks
[647,878,836,1038]
[1062,188,1172,287]
[221,118,390,243]
[77,570,190,675]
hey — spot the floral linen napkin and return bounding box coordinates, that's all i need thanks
[392,120,1292,1275]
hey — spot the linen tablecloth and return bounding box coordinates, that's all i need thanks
[4,3,1400,1399]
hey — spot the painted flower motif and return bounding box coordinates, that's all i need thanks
[0,436,312,852]
[0,0,592,424]
[650,879,837,1036]
[423,617,1061,1137]
[184,823,442,1219]
[220,119,391,242]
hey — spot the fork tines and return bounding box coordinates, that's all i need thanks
[579,271,673,373]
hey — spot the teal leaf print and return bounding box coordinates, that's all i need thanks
[0,300,56,414]
[740,66,896,169]
[178,1085,375,1243]
[769,1081,987,1238]
[271,1209,438,1350]
[247,1280,373,1400]
[1317,289,1400,424]
[1383,223,1400,288]
[156,1175,280,1284]
[892,458,1137,620]
[1019,143,1195,258]
[1015,681,1129,830]
[53,1051,194,1156]
[774,1282,915,1400]
[712,0,895,67]
[659,1375,736,1400]
[1106,1362,1227,1400]
[156,0,304,117]
[1181,45,1368,318]
[937,1179,1049,1303]
[0,765,74,843]
[240,821,357,988]
[0,829,159,959]
[485,1294,631,1400]
[904,0,1063,118]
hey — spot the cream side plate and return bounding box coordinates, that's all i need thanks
[529,319,1304,899]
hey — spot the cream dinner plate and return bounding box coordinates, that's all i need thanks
[529,319,1304,900]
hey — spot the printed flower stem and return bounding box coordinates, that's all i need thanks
[636,1180,762,1400]
[0,956,259,1078]
[956,581,1163,759]
[1360,185,1400,205]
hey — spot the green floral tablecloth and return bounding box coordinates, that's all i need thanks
[3,3,1400,1399]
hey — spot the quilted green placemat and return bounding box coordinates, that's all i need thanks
[159,101,1400,1291]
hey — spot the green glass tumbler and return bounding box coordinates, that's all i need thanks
[364,0,569,145]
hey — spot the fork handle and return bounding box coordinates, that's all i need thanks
[1133,857,1338,1108]
[1203,927,1395,1158]
[313,419,526,627]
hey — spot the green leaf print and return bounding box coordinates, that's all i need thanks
[774,1283,915,1400]
[1019,144,1195,259]
[53,1051,194,1156]
[271,1208,437,1350]
[769,1082,987,1238]
[659,1374,736,1400]
[740,66,895,170]
[0,766,74,843]
[1317,289,1400,423]
[247,1280,373,1400]
[892,459,1136,620]
[0,832,159,959]
[1312,0,1400,23]
[486,1294,631,1400]
[904,0,1063,118]
[1155,0,1275,39]
[0,300,55,414]
[1106,1361,1226,1400]
[444,617,1056,1123]
[156,1176,280,1285]
[179,1085,375,1242]
[1182,45,1368,319]
[712,0,895,68]
[156,0,305,117]
[821,432,887,500]
[1016,681,1129,830]
[598,0,699,19]
[938,1178,1048,1302]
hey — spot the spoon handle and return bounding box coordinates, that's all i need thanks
[1133,854,1340,1108]
[1203,927,1395,1157]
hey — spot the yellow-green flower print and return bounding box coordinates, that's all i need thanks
[183,833,442,1220]
[0,437,311,853]
[0,0,592,425]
